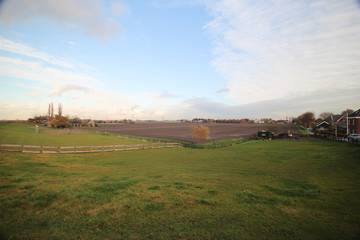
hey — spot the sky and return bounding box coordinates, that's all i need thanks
[0,0,359,120]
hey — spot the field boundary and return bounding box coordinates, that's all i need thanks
[0,142,182,154]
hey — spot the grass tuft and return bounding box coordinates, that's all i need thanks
[93,180,140,192]
[145,202,166,211]
[263,179,320,198]
[236,190,280,205]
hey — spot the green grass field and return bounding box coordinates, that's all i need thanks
[0,123,148,146]
[0,123,359,239]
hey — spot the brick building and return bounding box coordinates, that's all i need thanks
[348,109,360,134]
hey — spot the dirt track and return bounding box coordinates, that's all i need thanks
[85,122,300,143]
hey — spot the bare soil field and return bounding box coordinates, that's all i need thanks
[85,122,300,143]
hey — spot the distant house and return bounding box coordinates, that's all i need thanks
[70,120,82,127]
[330,114,347,133]
[87,120,96,127]
[313,121,330,131]
[80,119,95,127]
[348,109,360,134]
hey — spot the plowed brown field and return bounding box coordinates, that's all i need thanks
[85,122,300,143]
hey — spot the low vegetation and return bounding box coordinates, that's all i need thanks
[0,125,359,239]
[190,124,210,140]
[0,123,359,239]
[0,123,145,146]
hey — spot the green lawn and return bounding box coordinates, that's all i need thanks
[0,137,359,239]
[0,123,148,146]
[295,124,309,135]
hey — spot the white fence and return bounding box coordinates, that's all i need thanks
[0,142,182,154]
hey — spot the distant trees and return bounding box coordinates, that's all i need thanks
[48,103,54,119]
[50,114,71,128]
[190,125,210,140]
[46,102,71,128]
[296,112,315,128]
[341,109,354,116]
[319,112,333,122]
[58,103,63,117]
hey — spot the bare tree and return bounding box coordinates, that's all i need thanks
[58,103,63,117]
[48,103,51,119]
[50,102,54,118]
[319,112,333,122]
[341,109,354,116]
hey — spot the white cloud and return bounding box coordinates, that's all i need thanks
[50,83,90,96]
[0,56,98,87]
[216,88,229,93]
[0,0,128,38]
[148,0,203,8]
[110,1,130,18]
[141,92,178,100]
[0,36,75,69]
[204,0,360,104]
[26,91,42,98]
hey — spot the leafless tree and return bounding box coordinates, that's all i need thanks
[58,103,63,117]
[341,109,354,116]
[50,102,54,118]
[48,103,51,119]
[319,112,333,122]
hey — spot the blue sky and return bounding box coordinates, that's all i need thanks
[0,0,359,120]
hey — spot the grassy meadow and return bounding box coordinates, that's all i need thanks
[0,123,148,146]
[0,123,360,239]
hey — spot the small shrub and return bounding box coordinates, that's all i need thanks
[190,125,210,140]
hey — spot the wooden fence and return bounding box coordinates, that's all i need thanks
[0,142,182,154]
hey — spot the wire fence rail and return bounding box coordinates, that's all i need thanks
[0,142,183,154]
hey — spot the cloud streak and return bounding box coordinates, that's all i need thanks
[204,0,360,104]
[0,36,75,69]
[50,83,90,96]
[0,0,128,38]
[0,56,98,87]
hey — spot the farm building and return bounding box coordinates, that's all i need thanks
[257,130,274,140]
[348,109,360,134]
[81,119,96,127]
[70,120,82,127]
[87,120,96,127]
[313,121,330,131]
